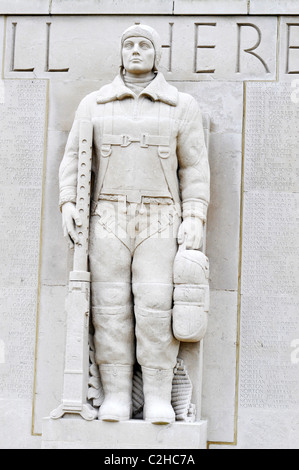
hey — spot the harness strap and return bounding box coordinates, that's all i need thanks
[93,100,181,211]
[158,102,181,206]
[91,101,114,212]
[102,133,170,148]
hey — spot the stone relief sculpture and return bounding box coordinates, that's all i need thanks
[56,24,210,425]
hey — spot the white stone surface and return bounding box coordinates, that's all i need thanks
[174,0,248,15]
[33,79,243,435]
[0,0,250,16]
[0,80,47,398]
[232,409,299,449]
[48,81,105,132]
[0,6,298,451]
[250,0,299,15]
[168,16,277,81]
[238,81,299,449]
[3,16,277,81]
[41,417,208,449]
[0,16,4,102]
[51,0,174,14]
[0,0,49,14]
[0,399,41,449]
[202,290,238,443]
[32,285,67,435]
[58,28,209,427]
[39,129,70,284]
[210,410,299,449]
[1,1,299,16]
[207,132,242,291]
[174,81,243,291]
[0,79,47,448]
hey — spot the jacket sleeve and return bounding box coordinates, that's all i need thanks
[58,96,90,210]
[176,96,210,222]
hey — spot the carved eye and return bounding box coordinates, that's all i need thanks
[124,41,134,49]
[140,41,151,49]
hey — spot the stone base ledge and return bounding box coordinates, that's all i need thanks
[41,417,207,449]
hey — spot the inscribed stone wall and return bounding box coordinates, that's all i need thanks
[0,80,47,448]
[234,83,299,447]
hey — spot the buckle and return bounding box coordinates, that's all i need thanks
[121,134,131,147]
[120,134,149,147]
[140,133,149,148]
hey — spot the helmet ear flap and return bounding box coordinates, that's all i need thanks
[153,44,162,71]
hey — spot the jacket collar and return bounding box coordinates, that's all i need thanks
[96,72,178,106]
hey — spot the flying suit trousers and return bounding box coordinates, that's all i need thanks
[89,200,180,370]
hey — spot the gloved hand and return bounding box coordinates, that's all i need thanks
[177,216,204,250]
[61,202,82,249]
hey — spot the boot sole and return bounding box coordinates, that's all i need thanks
[145,417,175,425]
[99,416,131,422]
[98,404,132,422]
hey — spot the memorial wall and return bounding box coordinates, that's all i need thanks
[0,0,298,449]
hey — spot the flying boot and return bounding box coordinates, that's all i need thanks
[142,366,175,425]
[98,364,133,421]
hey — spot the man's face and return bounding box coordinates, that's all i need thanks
[122,36,155,75]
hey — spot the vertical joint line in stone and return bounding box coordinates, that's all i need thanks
[207,77,247,455]
[31,79,50,437]
[1,16,7,79]
[11,22,34,72]
[234,80,248,447]
[168,22,173,72]
[162,23,173,73]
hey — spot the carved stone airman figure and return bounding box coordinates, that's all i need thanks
[59,24,210,425]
